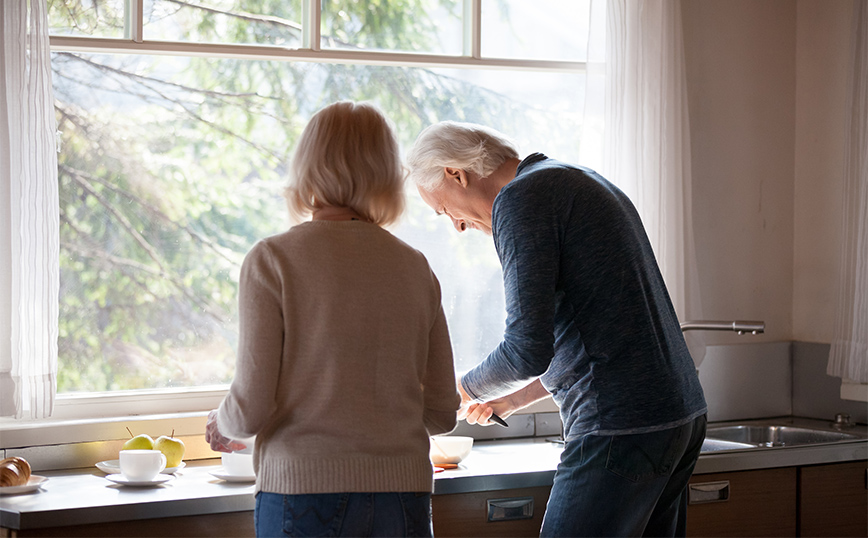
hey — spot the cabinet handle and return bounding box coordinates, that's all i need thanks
[688,481,730,504]
[487,496,534,522]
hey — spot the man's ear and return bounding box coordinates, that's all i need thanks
[444,167,469,188]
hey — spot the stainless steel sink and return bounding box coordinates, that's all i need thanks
[705,425,863,448]
[700,438,756,452]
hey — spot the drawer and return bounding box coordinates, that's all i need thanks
[687,467,796,537]
[432,486,551,537]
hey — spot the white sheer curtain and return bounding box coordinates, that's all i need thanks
[601,0,704,364]
[0,0,59,418]
[828,0,868,384]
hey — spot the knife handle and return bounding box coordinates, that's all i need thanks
[489,412,509,428]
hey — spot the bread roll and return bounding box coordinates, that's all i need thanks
[0,456,31,487]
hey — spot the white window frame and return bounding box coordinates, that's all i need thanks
[1,0,585,442]
[50,0,586,72]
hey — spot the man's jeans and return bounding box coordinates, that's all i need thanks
[541,414,707,537]
[254,491,433,537]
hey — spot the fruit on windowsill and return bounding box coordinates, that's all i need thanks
[122,433,155,451]
[154,434,186,468]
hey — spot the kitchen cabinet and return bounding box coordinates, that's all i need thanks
[0,512,254,538]
[687,460,868,537]
[686,467,797,537]
[432,485,551,537]
[798,460,867,537]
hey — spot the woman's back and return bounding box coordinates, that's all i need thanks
[221,219,459,494]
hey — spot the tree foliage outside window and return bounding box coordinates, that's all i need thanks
[48,0,588,393]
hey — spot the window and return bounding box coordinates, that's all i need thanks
[40,0,602,416]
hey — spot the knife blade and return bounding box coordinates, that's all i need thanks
[489,412,509,428]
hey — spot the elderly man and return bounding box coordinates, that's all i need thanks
[406,121,707,537]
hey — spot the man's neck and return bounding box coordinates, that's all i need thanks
[487,157,521,195]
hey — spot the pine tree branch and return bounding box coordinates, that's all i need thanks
[162,0,302,33]
[60,163,240,267]
[63,166,228,322]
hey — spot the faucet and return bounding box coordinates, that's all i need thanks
[679,320,765,335]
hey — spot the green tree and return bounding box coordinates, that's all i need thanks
[49,0,581,391]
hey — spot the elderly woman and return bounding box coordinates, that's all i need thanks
[206,101,460,537]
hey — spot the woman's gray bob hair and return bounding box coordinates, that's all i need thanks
[405,121,519,191]
[285,101,404,226]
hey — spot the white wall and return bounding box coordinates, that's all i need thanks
[681,0,854,346]
[682,0,797,345]
[793,0,852,343]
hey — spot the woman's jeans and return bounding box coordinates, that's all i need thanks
[254,491,433,537]
[541,414,707,537]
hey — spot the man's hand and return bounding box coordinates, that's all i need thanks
[463,396,515,426]
[456,380,516,427]
[204,409,248,453]
[457,378,551,426]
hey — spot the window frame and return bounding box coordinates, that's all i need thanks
[1,0,588,437]
[49,0,587,72]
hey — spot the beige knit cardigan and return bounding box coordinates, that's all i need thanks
[217,220,460,494]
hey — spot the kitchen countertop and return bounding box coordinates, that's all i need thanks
[2,417,866,532]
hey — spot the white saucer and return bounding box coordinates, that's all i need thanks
[209,469,256,482]
[97,460,185,474]
[0,475,48,495]
[105,473,175,487]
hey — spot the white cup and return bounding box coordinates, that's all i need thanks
[120,449,167,481]
[221,450,254,477]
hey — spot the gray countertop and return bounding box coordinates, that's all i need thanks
[2,417,866,532]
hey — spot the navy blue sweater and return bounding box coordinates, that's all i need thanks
[462,154,706,440]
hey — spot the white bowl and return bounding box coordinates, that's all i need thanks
[221,451,255,477]
[429,436,473,464]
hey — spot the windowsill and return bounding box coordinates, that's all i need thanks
[0,390,560,453]
[0,411,211,450]
[0,386,228,449]
[841,379,868,403]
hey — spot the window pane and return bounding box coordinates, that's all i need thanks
[51,51,586,392]
[482,0,591,61]
[321,0,462,55]
[144,0,303,46]
[48,0,126,38]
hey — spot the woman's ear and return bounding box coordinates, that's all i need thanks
[444,167,469,188]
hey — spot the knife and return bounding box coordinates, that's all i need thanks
[489,412,509,428]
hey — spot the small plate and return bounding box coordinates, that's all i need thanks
[104,473,175,487]
[96,460,185,474]
[209,469,256,482]
[0,475,48,495]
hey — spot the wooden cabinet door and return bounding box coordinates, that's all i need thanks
[686,467,797,537]
[5,512,255,538]
[799,460,868,537]
[432,486,551,538]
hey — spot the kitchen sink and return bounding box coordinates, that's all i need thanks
[705,425,864,448]
[700,438,756,452]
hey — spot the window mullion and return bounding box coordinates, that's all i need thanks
[124,0,144,43]
[302,0,321,51]
[463,0,481,59]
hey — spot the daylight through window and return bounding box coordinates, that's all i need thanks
[47,0,602,401]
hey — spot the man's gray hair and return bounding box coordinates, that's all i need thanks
[406,121,519,191]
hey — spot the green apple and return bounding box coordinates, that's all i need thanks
[121,433,155,451]
[154,435,186,468]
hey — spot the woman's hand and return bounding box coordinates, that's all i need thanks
[205,409,249,453]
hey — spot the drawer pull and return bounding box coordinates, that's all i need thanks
[487,496,534,522]
[688,481,730,504]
